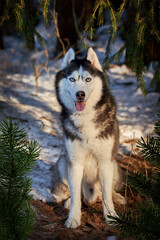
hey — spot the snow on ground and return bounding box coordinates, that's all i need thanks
[0,23,159,202]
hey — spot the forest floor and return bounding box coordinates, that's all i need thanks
[29,153,154,240]
[0,21,159,239]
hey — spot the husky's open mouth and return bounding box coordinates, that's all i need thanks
[75,101,85,111]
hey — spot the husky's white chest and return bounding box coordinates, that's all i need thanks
[71,112,99,145]
[66,111,115,167]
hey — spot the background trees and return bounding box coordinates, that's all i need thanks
[0,0,159,95]
[1,0,159,94]
[85,0,160,93]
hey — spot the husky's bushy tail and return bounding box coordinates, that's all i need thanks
[82,180,102,204]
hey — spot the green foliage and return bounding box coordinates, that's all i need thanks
[0,0,49,49]
[137,136,160,168]
[0,117,41,240]
[85,0,160,94]
[85,0,118,40]
[108,205,160,240]
[41,0,50,26]
[108,112,160,239]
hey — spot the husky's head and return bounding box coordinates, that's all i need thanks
[55,48,106,113]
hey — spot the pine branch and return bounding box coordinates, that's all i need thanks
[109,113,160,239]
[128,172,160,205]
[85,0,118,40]
[103,32,113,70]
[108,207,160,240]
[42,0,50,26]
[137,136,160,168]
[106,0,117,40]
[0,0,13,26]
[85,0,100,39]
[150,0,160,41]
[85,0,160,94]
[128,172,153,196]
[103,43,126,69]
[117,0,126,19]
[150,61,160,91]
[0,117,40,240]
[137,72,147,95]
[0,0,48,50]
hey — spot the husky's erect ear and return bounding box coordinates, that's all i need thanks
[86,47,102,71]
[60,48,75,69]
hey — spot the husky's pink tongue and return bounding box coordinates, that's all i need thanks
[76,101,85,111]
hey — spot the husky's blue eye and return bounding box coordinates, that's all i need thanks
[86,77,92,82]
[69,77,76,82]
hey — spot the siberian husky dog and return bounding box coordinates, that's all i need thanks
[53,47,125,228]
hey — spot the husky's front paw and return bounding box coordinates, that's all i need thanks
[104,210,119,224]
[65,217,81,228]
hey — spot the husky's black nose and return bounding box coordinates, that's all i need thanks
[76,91,85,101]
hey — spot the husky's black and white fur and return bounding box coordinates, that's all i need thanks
[53,48,125,228]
